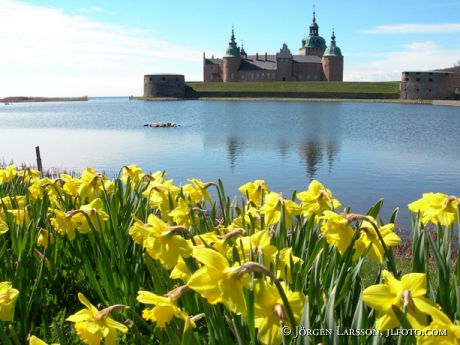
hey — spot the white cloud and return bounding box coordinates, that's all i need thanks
[362,23,460,34]
[345,41,460,81]
[0,0,205,96]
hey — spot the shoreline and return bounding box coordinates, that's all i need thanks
[1,96,88,103]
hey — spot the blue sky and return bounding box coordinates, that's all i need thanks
[1,0,459,96]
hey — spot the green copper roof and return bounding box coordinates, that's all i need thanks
[302,7,326,49]
[323,31,342,56]
[225,28,240,57]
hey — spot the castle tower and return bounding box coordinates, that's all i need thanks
[299,6,327,57]
[322,30,344,81]
[276,43,293,81]
[222,27,242,82]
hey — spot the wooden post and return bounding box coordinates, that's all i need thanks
[35,146,43,177]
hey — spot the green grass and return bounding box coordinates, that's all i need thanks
[187,81,400,94]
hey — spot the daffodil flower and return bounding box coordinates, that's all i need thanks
[362,270,434,331]
[320,211,354,255]
[253,279,304,345]
[29,335,59,345]
[142,179,179,221]
[259,192,300,229]
[408,193,458,227]
[274,248,303,283]
[129,214,192,270]
[187,247,250,315]
[0,164,17,184]
[417,305,460,344]
[66,293,128,345]
[229,230,277,266]
[238,180,268,207]
[121,164,144,185]
[0,281,19,322]
[182,178,214,204]
[137,290,188,328]
[37,229,55,248]
[353,217,401,263]
[297,180,342,218]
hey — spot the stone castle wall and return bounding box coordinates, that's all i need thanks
[144,75,185,98]
[400,71,460,100]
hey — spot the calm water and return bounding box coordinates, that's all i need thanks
[1,98,459,227]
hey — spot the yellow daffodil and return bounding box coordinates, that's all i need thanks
[259,192,300,229]
[0,165,17,184]
[137,290,188,328]
[37,229,55,248]
[1,195,27,210]
[60,174,82,197]
[362,270,434,331]
[50,209,77,240]
[66,293,128,345]
[168,199,193,227]
[408,193,458,227]
[170,257,192,283]
[0,281,19,322]
[78,198,109,232]
[238,180,268,207]
[320,211,354,255]
[142,179,180,221]
[121,164,144,185]
[228,205,261,231]
[297,180,342,218]
[253,279,304,345]
[353,217,401,263]
[187,247,250,315]
[229,230,277,266]
[274,248,303,283]
[29,335,59,345]
[417,305,460,344]
[129,214,192,270]
[17,168,41,183]
[182,178,213,204]
[78,168,112,202]
[193,231,228,254]
[8,209,31,227]
[28,177,54,200]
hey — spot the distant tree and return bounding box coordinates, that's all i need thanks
[455,60,460,67]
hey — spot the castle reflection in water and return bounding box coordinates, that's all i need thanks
[218,136,340,181]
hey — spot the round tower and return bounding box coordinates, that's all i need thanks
[222,28,242,82]
[322,30,344,81]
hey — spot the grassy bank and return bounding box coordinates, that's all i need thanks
[1,96,88,103]
[187,81,400,94]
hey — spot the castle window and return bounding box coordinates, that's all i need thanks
[416,88,420,92]
[416,78,420,82]
[176,77,179,81]
[416,72,420,75]
[429,78,433,82]
[282,77,286,81]
[162,77,166,81]
[429,89,432,92]
[404,78,409,82]
[429,72,433,75]
[149,77,152,81]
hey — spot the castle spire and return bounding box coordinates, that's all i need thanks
[225,26,240,57]
[309,5,319,36]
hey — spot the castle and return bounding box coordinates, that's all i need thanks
[203,9,343,83]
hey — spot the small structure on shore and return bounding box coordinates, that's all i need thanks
[144,74,185,98]
[400,66,460,100]
[144,122,180,128]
